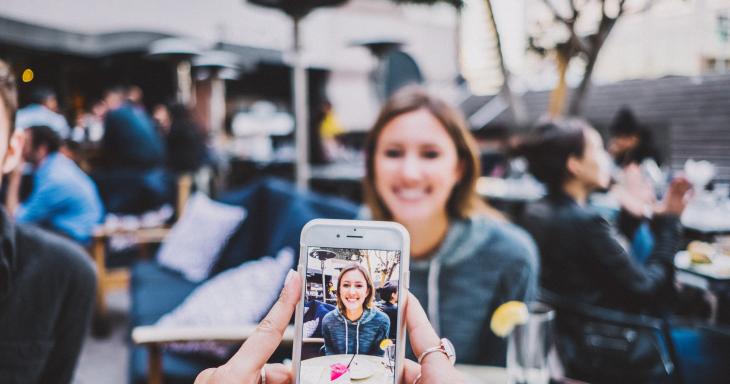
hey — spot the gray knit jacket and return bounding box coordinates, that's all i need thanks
[407,215,539,365]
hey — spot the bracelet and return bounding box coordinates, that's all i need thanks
[417,338,456,366]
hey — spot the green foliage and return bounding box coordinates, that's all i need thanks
[392,0,464,8]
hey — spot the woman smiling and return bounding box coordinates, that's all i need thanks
[362,86,538,365]
[321,264,391,356]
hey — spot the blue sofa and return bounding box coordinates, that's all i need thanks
[129,178,359,383]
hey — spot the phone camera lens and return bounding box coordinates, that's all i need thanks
[336,234,340,238]
[353,228,357,232]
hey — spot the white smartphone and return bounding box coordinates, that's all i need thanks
[293,219,410,384]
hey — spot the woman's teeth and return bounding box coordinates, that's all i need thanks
[396,188,427,200]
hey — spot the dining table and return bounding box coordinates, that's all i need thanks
[298,354,508,384]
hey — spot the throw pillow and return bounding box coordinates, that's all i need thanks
[156,247,294,327]
[157,193,246,282]
[156,248,294,359]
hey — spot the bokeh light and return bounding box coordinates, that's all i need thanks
[21,68,34,83]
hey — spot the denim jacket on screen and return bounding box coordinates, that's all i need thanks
[321,307,390,356]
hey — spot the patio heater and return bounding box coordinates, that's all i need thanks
[148,37,205,106]
[247,0,349,189]
[311,249,337,300]
[192,49,241,146]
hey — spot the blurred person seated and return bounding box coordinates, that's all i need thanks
[15,86,70,138]
[153,103,207,174]
[518,118,688,313]
[515,119,730,382]
[0,59,96,384]
[606,107,665,263]
[70,99,107,144]
[126,85,146,113]
[94,86,169,214]
[377,280,398,340]
[5,125,104,245]
[608,107,663,171]
[318,100,346,162]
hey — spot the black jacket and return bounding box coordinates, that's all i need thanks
[518,193,680,314]
[0,209,96,384]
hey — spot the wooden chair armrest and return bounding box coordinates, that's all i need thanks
[131,325,296,346]
[133,227,172,244]
[93,226,171,243]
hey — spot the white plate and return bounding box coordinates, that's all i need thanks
[348,359,377,380]
[675,251,730,280]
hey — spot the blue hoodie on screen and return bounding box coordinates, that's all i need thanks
[321,307,390,356]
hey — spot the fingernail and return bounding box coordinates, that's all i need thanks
[284,269,295,285]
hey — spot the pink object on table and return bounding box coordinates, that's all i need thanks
[330,363,348,381]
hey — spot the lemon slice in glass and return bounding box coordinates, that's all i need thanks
[490,301,529,337]
[379,338,394,350]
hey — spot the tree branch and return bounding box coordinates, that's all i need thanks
[541,0,572,25]
[568,0,578,20]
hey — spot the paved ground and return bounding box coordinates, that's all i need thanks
[74,290,130,384]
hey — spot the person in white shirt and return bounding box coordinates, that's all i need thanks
[15,87,70,138]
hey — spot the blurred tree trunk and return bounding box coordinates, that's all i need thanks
[533,0,635,117]
[485,0,528,124]
[568,4,619,115]
[549,49,570,117]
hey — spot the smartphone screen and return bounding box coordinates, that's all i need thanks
[298,245,402,384]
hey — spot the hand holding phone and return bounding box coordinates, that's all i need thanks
[401,292,465,384]
[194,269,302,384]
[294,219,410,384]
[194,271,463,384]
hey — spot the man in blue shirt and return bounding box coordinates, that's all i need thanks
[6,125,104,244]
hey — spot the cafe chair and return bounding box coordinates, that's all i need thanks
[89,173,193,336]
[538,290,683,384]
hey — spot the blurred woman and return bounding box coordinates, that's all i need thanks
[517,118,693,382]
[362,86,538,365]
[519,118,688,312]
[321,264,390,356]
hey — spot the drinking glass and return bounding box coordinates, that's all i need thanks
[507,303,555,384]
[383,343,396,376]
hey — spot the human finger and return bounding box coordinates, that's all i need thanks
[404,292,441,358]
[226,270,302,376]
[265,363,293,384]
[193,368,216,383]
[402,359,421,384]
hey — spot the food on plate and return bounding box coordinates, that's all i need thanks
[687,241,714,264]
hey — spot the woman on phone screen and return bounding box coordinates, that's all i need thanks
[321,264,390,356]
[361,85,538,365]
